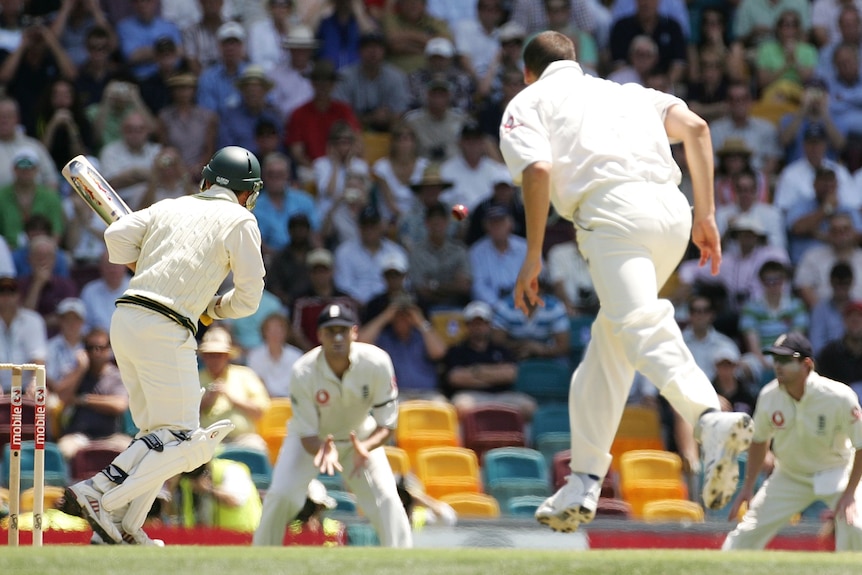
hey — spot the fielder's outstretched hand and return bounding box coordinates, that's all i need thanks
[314,434,343,476]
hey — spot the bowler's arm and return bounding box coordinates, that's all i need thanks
[663,105,721,275]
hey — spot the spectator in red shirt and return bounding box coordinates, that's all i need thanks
[284,60,360,178]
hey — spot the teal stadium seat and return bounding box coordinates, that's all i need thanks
[216,446,272,490]
[530,403,571,467]
[514,359,571,404]
[506,494,547,517]
[482,447,551,509]
[328,490,357,513]
[2,441,68,489]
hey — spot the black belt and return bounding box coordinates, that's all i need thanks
[116,294,197,336]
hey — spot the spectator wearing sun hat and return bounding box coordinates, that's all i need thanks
[269,25,317,124]
[45,297,87,392]
[217,65,280,150]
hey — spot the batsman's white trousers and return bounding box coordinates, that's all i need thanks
[723,467,862,551]
[253,433,413,547]
[111,305,202,435]
[569,182,721,478]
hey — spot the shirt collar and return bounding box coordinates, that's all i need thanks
[197,185,241,205]
[538,60,583,81]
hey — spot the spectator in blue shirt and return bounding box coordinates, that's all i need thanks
[116,0,182,81]
[316,0,377,70]
[217,65,281,150]
[468,205,528,306]
[197,21,249,115]
[255,152,319,260]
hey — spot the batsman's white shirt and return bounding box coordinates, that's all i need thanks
[289,342,399,441]
[499,60,685,220]
[753,373,862,477]
[104,185,265,323]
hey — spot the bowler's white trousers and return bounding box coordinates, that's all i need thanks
[723,467,862,551]
[569,183,721,478]
[253,433,413,547]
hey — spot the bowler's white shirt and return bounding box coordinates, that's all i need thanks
[753,372,862,477]
[499,60,684,220]
[288,342,398,441]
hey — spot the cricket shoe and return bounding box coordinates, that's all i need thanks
[535,472,601,533]
[120,528,165,546]
[62,480,123,544]
[697,411,754,510]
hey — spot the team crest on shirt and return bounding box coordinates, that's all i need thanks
[502,114,523,133]
[771,411,785,427]
[316,390,330,405]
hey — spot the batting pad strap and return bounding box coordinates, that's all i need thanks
[100,420,235,512]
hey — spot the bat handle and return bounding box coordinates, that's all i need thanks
[200,313,213,326]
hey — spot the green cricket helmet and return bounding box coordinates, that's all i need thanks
[200,146,263,209]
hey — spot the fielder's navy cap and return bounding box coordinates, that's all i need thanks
[317,303,358,329]
[763,332,813,359]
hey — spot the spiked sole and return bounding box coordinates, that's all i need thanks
[63,486,121,545]
[536,505,596,533]
[702,414,754,510]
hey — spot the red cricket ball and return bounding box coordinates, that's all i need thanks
[451,203,468,221]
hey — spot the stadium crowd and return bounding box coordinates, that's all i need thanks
[2,0,862,527]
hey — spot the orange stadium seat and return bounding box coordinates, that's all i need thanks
[396,401,460,467]
[414,446,481,499]
[440,492,500,518]
[619,450,688,517]
[384,445,411,476]
[642,499,705,523]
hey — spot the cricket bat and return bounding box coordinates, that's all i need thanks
[61,155,213,326]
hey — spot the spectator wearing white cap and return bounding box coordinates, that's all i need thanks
[679,212,791,314]
[0,148,65,250]
[269,25,316,124]
[407,36,474,113]
[197,21,250,115]
[711,344,757,415]
[45,297,87,394]
[363,250,413,322]
[442,300,536,419]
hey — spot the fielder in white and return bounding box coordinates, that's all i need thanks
[724,332,862,551]
[253,303,412,547]
[499,31,754,532]
[62,146,265,544]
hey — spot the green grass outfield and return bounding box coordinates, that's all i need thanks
[2,547,861,575]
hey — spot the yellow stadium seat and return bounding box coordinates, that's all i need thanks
[440,492,500,518]
[609,436,665,473]
[361,131,392,166]
[642,499,705,523]
[396,401,460,467]
[384,445,411,476]
[616,406,663,440]
[619,450,688,517]
[415,446,481,499]
[262,432,285,465]
[257,398,293,437]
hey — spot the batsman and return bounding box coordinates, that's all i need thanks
[61,146,265,545]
